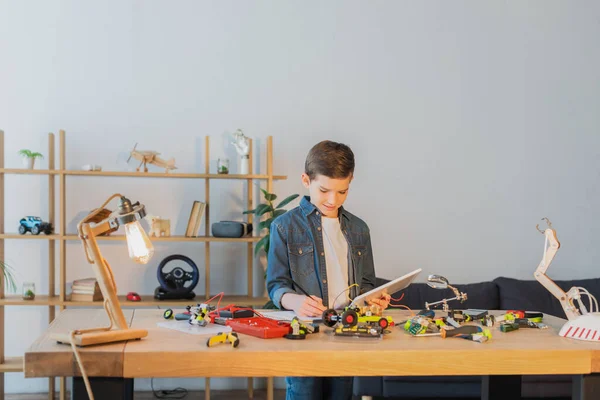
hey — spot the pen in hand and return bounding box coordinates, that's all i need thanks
[289,278,327,313]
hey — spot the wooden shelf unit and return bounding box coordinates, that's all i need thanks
[0,130,285,400]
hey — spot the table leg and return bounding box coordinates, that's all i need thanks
[72,377,133,400]
[481,375,521,400]
[267,377,274,400]
[573,374,600,400]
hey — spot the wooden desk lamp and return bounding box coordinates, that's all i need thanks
[51,193,154,346]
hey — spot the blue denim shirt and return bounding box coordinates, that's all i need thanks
[267,196,376,309]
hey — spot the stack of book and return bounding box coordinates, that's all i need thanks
[69,277,103,302]
[185,200,206,237]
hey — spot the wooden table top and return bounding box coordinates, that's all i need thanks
[24,309,600,378]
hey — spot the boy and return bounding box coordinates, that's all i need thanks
[267,140,390,400]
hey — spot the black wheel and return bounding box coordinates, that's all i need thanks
[32,225,40,235]
[18,225,26,235]
[341,310,358,327]
[44,228,52,235]
[163,309,174,319]
[322,309,338,327]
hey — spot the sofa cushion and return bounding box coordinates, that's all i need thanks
[376,278,500,311]
[495,277,600,318]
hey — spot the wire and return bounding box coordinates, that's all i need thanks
[390,293,405,302]
[151,377,188,399]
[329,284,358,309]
[69,331,94,400]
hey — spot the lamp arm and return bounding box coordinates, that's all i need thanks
[78,193,124,263]
[533,228,581,321]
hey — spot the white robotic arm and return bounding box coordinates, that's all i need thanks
[533,218,600,341]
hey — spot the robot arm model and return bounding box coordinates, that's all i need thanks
[533,218,599,326]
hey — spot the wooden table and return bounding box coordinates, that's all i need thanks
[24,309,600,399]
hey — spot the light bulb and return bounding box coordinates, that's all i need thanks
[124,220,154,264]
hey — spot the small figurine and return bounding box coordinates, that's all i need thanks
[127,143,177,173]
[148,216,171,237]
[19,216,53,235]
[188,303,214,327]
[231,129,250,175]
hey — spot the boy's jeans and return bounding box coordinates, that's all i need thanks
[285,376,353,400]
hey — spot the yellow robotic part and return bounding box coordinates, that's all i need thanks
[206,331,240,348]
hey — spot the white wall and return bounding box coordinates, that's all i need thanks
[1,0,600,394]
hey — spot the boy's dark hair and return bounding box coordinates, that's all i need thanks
[304,140,355,180]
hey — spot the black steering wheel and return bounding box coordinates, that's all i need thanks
[156,254,199,295]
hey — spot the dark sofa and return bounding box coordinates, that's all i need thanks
[353,276,600,399]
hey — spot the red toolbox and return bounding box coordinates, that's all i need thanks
[226,317,291,339]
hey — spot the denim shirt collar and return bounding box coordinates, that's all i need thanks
[299,196,350,222]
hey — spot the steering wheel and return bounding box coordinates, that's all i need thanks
[156,254,199,296]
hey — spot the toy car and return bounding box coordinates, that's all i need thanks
[126,292,141,302]
[334,325,383,338]
[19,216,53,235]
[322,305,394,329]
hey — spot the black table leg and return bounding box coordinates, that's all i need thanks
[72,377,134,400]
[573,374,600,400]
[481,375,521,400]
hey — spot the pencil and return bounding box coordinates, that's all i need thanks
[290,278,318,302]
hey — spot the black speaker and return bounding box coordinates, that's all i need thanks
[212,221,253,238]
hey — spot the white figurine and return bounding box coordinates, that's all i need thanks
[148,216,171,237]
[231,129,250,175]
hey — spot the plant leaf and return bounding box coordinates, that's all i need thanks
[260,188,269,198]
[275,194,299,209]
[254,235,269,257]
[259,217,274,231]
[0,261,17,293]
[242,208,256,215]
[265,193,277,201]
[255,204,271,217]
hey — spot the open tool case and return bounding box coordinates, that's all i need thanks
[226,317,291,339]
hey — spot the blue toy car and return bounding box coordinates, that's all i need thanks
[19,216,53,235]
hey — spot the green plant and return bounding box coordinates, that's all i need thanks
[18,149,44,159]
[0,261,17,293]
[243,189,299,259]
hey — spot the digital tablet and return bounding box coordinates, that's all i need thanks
[350,268,422,306]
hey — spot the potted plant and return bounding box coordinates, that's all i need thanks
[18,149,44,169]
[1,260,17,295]
[243,189,298,307]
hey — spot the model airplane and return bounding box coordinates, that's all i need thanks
[127,143,177,173]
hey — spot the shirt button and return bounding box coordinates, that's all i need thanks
[317,227,321,231]
[316,212,319,216]
[358,251,362,256]
[299,249,303,254]
[322,279,327,284]
[320,252,324,256]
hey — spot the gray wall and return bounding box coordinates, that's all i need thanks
[1,0,599,394]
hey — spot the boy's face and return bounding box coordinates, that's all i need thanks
[301,173,352,218]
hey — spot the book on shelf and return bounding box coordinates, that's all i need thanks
[69,277,103,301]
[70,292,104,302]
[185,200,206,237]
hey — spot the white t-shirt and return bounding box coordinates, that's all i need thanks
[321,216,349,309]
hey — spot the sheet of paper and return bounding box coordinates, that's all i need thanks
[157,320,232,335]
[260,310,320,323]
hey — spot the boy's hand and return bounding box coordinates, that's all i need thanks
[281,293,326,317]
[367,293,391,310]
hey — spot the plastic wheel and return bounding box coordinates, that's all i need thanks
[341,310,358,327]
[378,318,389,329]
[18,225,26,235]
[32,225,40,235]
[163,309,174,319]
[322,309,338,327]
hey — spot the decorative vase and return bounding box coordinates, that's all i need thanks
[22,157,35,169]
[239,155,249,175]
